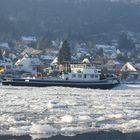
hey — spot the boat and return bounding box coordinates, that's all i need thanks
[2,66,120,89]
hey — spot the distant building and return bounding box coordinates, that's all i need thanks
[15,54,41,74]
[105,59,121,74]
[0,43,9,49]
[0,58,13,73]
[21,36,37,45]
[121,62,137,72]
[121,62,138,81]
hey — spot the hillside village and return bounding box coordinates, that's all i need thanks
[0,33,140,82]
[1,0,140,83]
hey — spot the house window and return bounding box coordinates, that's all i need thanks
[6,65,11,70]
[72,74,76,78]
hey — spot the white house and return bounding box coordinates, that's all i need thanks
[121,62,138,81]
[121,62,137,72]
[82,58,90,64]
[15,54,41,74]
[51,57,58,66]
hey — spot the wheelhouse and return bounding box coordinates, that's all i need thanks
[62,66,101,81]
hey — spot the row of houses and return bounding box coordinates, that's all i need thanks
[0,37,140,81]
[1,51,140,81]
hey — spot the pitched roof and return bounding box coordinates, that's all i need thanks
[21,48,44,56]
[51,57,58,66]
[121,62,137,72]
[21,36,37,42]
[82,58,90,64]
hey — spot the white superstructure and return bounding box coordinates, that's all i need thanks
[62,66,101,81]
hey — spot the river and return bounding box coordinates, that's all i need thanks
[0,84,140,139]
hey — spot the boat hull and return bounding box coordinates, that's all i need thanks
[2,78,120,89]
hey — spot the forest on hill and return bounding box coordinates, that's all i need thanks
[0,0,140,41]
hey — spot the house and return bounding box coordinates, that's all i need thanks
[135,63,140,71]
[51,57,59,66]
[135,63,140,80]
[40,52,56,66]
[121,62,138,81]
[0,66,4,73]
[0,43,10,50]
[121,62,137,72]
[105,59,121,74]
[82,58,90,64]
[92,56,104,68]
[21,36,37,45]
[0,58,13,73]
[96,44,116,51]
[15,54,41,74]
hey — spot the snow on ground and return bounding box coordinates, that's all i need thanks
[0,84,140,139]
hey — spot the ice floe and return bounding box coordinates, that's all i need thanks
[0,84,140,139]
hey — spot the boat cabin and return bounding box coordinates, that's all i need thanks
[62,66,101,81]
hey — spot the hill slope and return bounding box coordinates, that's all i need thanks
[0,0,140,40]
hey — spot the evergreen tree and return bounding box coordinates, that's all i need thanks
[37,37,51,50]
[97,48,104,57]
[118,33,135,51]
[58,40,71,64]
[0,49,3,59]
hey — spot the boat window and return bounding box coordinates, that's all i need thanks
[72,74,76,78]
[78,74,82,78]
[32,67,36,70]
[95,75,98,78]
[84,74,86,78]
[90,75,94,78]
[94,70,97,73]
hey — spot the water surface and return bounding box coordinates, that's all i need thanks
[0,84,140,139]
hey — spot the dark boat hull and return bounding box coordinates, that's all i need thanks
[2,78,120,89]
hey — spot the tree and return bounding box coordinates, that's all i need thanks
[0,49,3,59]
[37,37,51,50]
[97,48,104,57]
[130,48,139,60]
[58,40,71,64]
[118,33,136,51]
[28,41,37,49]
